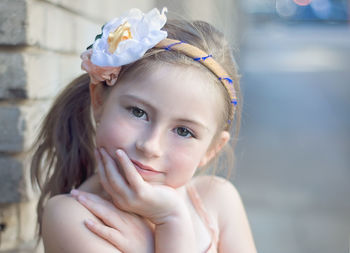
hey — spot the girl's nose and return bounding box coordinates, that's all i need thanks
[135,127,163,159]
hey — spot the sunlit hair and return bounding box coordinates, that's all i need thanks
[30,19,242,236]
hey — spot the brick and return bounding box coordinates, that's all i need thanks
[27,0,155,53]
[0,106,24,152]
[21,100,51,153]
[0,156,22,203]
[0,200,39,251]
[45,0,154,22]
[27,0,99,54]
[0,0,27,45]
[0,49,82,100]
[0,51,27,99]
[0,151,38,205]
[0,0,100,53]
[24,49,82,99]
[0,100,50,153]
[0,0,157,53]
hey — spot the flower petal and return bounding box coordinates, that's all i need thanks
[90,7,168,67]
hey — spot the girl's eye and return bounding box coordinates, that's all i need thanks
[175,127,194,138]
[130,107,147,119]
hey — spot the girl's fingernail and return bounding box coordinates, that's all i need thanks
[116,149,123,156]
[85,219,95,227]
[78,195,87,203]
[70,189,79,196]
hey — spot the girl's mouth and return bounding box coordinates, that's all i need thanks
[131,159,162,174]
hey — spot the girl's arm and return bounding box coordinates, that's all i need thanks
[152,201,196,252]
[211,178,257,253]
[42,194,121,253]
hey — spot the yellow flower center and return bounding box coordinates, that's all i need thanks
[107,21,132,54]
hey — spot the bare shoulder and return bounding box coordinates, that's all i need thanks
[191,175,257,252]
[191,175,241,212]
[42,194,119,253]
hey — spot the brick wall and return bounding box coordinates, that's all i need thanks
[0,0,239,252]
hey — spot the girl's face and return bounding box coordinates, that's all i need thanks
[94,63,229,188]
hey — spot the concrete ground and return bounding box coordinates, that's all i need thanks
[233,23,350,253]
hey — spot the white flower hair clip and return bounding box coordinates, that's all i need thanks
[81,7,168,86]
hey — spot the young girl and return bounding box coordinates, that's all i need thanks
[31,7,257,253]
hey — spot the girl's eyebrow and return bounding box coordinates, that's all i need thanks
[175,118,209,132]
[120,94,209,131]
[120,94,156,111]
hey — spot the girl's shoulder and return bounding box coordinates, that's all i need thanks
[43,194,92,224]
[42,194,118,253]
[190,175,244,227]
[191,175,257,252]
[191,175,241,207]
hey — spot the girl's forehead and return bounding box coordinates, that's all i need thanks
[118,63,213,92]
[115,64,216,103]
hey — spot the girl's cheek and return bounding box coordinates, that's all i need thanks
[168,144,203,170]
[95,116,136,147]
[165,152,198,188]
[168,140,211,168]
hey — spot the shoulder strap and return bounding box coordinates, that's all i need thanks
[186,183,218,251]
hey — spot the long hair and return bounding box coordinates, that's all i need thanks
[30,74,96,234]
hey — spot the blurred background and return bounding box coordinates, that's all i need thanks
[0,0,349,252]
[235,1,350,253]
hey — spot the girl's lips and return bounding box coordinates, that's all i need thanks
[131,159,161,173]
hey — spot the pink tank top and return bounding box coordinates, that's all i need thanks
[186,184,218,253]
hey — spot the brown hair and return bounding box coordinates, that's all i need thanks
[30,19,241,236]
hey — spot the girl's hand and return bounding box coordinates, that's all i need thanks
[71,189,154,253]
[96,148,186,224]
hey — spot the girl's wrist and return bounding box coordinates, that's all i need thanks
[150,201,190,225]
[153,202,197,252]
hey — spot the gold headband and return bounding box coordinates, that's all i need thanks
[155,38,238,121]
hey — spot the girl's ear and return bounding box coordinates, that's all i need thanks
[90,84,105,123]
[199,131,230,167]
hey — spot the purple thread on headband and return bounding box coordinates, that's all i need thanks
[164,41,184,51]
[193,54,213,61]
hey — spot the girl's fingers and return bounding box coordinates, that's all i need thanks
[84,219,125,251]
[99,148,131,196]
[71,190,115,211]
[96,148,123,197]
[115,149,144,189]
[72,190,122,228]
[95,149,110,189]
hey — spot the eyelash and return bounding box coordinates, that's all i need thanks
[174,127,196,139]
[128,106,147,120]
[127,106,196,139]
